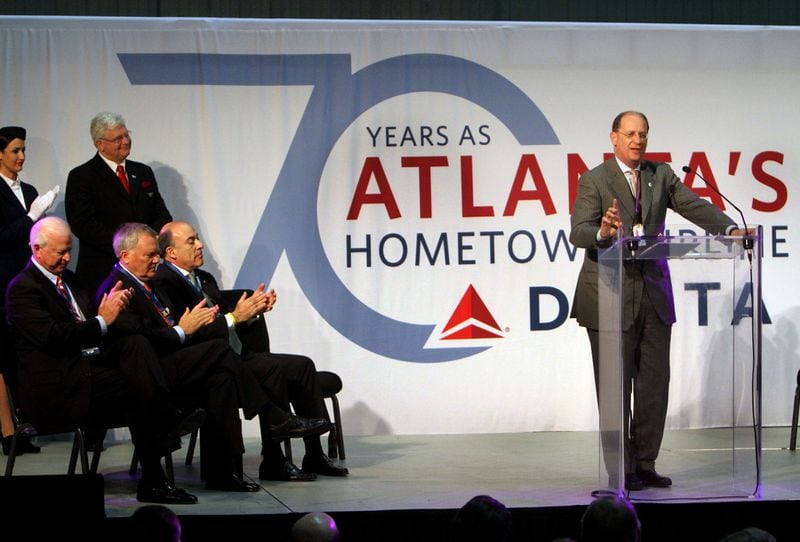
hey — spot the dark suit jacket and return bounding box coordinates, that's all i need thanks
[5,264,103,432]
[97,264,199,357]
[0,179,37,305]
[98,264,267,420]
[569,158,736,330]
[152,263,270,354]
[65,153,172,291]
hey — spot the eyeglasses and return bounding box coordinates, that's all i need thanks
[98,131,133,144]
[616,130,648,141]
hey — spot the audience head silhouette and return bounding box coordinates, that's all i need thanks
[450,494,512,542]
[718,527,776,542]
[130,504,182,542]
[580,495,640,542]
[289,512,341,542]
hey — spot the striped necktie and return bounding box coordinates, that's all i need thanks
[142,282,174,326]
[188,271,203,294]
[189,271,213,304]
[56,276,83,321]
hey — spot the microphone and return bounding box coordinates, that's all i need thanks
[681,165,754,255]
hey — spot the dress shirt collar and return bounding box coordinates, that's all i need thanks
[116,261,149,289]
[615,157,641,195]
[163,261,204,294]
[163,260,192,278]
[1,171,20,187]
[615,156,639,176]
[31,256,60,286]
[32,257,89,323]
[1,172,26,207]
[99,153,126,174]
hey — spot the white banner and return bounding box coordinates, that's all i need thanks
[1,17,797,436]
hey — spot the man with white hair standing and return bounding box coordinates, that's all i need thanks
[65,111,173,292]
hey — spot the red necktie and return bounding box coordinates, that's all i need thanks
[116,164,130,194]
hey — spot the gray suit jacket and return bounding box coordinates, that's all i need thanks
[569,158,735,330]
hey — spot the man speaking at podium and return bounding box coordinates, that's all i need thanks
[569,110,749,491]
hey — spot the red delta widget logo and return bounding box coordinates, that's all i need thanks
[441,285,504,340]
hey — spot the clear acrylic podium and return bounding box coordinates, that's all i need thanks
[596,226,762,498]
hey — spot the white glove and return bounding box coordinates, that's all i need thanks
[27,185,60,221]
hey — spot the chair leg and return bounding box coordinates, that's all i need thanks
[329,395,345,460]
[68,433,79,474]
[129,448,139,475]
[791,375,800,450]
[185,428,198,466]
[69,429,89,475]
[165,453,175,486]
[283,438,293,463]
[3,427,24,476]
[89,428,108,474]
[327,426,338,459]
[325,396,339,459]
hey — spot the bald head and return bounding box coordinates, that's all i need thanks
[289,512,340,542]
[158,221,205,272]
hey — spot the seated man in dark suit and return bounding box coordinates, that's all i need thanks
[5,216,204,504]
[153,221,349,480]
[97,222,331,489]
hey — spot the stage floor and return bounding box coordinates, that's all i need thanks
[3,426,799,519]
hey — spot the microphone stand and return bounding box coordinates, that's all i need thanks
[681,166,754,260]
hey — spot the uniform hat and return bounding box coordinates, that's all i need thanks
[0,126,26,150]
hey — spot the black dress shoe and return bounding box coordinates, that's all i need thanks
[302,453,349,477]
[636,468,672,488]
[624,473,644,491]
[205,474,261,492]
[137,481,198,504]
[268,414,332,440]
[2,435,41,456]
[259,460,317,482]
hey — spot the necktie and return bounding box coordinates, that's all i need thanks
[188,271,203,294]
[142,282,174,326]
[190,272,215,308]
[629,169,639,198]
[116,164,130,194]
[631,169,643,227]
[56,276,82,321]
